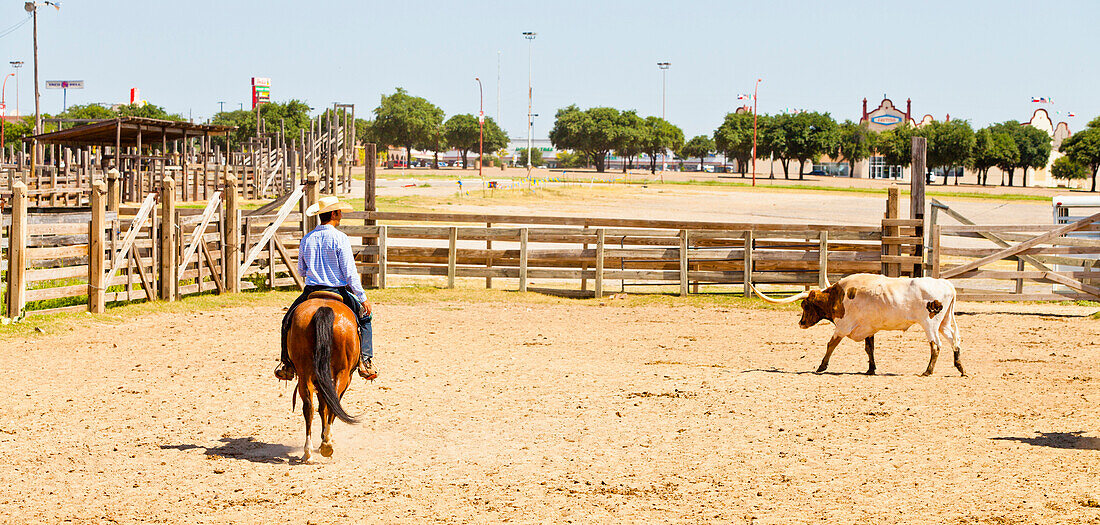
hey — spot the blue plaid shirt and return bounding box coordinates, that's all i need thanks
[298,224,367,302]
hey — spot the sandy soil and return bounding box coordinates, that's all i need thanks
[1,299,1099,524]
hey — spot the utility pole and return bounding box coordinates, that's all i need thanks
[476,77,484,179]
[217,101,225,113]
[496,51,501,128]
[29,3,41,135]
[523,32,536,175]
[751,78,761,187]
[657,61,670,173]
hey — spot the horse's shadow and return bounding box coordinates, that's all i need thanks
[160,436,297,464]
[992,431,1100,451]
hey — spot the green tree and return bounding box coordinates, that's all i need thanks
[2,116,34,145]
[786,112,838,179]
[371,88,445,168]
[713,112,756,175]
[211,99,312,149]
[556,150,588,168]
[680,135,715,171]
[923,120,976,185]
[835,120,874,178]
[56,103,114,121]
[612,110,644,172]
[116,102,184,121]
[640,116,684,174]
[443,114,508,169]
[515,147,543,167]
[872,124,914,169]
[549,105,623,173]
[758,114,791,179]
[1051,155,1089,183]
[987,121,1051,186]
[970,127,1017,186]
[1060,120,1100,191]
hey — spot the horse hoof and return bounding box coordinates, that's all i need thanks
[301,453,312,464]
[319,443,333,458]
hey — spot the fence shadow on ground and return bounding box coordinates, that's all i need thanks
[740,368,902,377]
[160,436,297,464]
[991,431,1100,451]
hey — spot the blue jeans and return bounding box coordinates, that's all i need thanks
[281,285,373,366]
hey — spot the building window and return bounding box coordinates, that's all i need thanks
[868,156,902,179]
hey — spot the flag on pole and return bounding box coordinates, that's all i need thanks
[1031,96,1052,103]
[737,94,752,100]
[1068,112,1076,117]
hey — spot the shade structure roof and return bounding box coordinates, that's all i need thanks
[24,117,236,147]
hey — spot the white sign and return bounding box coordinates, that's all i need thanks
[251,77,271,87]
[45,80,84,89]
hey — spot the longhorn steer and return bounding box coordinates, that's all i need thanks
[751,273,964,376]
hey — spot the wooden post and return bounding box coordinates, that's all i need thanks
[911,136,926,222]
[885,186,900,277]
[363,143,378,288]
[305,172,320,232]
[225,175,240,293]
[268,237,276,289]
[1015,258,1025,295]
[931,224,941,279]
[742,230,754,297]
[594,228,605,298]
[447,226,457,289]
[485,221,493,289]
[377,225,387,290]
[106,168,120,212]
[160,177,177,300]
[581,224,590,292]
[679,229,689,296]
[818,230,829,288]
[6,181,27,318]
[519,228,529,292]
[89,181,107,313]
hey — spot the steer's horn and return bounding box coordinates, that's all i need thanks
[749,283,812,304]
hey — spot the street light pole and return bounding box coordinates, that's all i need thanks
[476,77,484,179]
[496,51,501,128]
[217,101,225,113]
[1,73,14,150]
[751,78,761,187]
[657,61,671,173]
[523,32,536,175]
[30,3,40,135]
[9,61,23,117]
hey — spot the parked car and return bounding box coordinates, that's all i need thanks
[807,168,827,177]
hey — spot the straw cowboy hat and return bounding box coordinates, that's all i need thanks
[305,195,354,217]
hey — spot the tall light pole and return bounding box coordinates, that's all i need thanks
[9,61,23,117]
[523,32,536,175]
[26,2,59,136]
[496,51,501,128]
[217,101,226,113]
[751,78,761,187]
[657,61,671,173]
[1,73,14,150]
[476,77,484,179]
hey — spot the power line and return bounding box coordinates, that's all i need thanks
[0,15,31,40]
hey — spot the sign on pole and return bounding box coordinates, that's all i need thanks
[45,80,84,89]
[251,77,271,109]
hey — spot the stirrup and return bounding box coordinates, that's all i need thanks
[275,363,295,381]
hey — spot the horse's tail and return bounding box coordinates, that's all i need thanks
[310,306,358,424]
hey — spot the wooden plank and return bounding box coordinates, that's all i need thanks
[25,283,86,302]
[594,229,604,298]
[27,223,89,235]
[882,218,923,227]
[129,246,156,301]
[239,184,303,276]
[519,228,529,292]
[679,230,688,296]
[26,265,87,282]
[742,231,754,298]
[941,211,1100,279]
[25,304,88,317]
[447,226,457,289]
[378,225,387,289]
[818,230,829,288]
[930,198,1054,274]
[104,193,156,288]
[880,255,923,264]
[26,244,88,260]
[200,239,226,294]
[176,191,222,275]
[272,234,303,290]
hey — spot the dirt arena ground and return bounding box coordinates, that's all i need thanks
[2,294,1099,524]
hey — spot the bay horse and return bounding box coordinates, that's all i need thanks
[286,292,360,462]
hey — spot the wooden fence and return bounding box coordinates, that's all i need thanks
[931,212,1100,301]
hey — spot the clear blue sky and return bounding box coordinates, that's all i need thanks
[1,0,1097,140]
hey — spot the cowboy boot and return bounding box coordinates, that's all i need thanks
[357,315,377,380]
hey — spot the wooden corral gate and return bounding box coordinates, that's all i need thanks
[931,210,1100,301]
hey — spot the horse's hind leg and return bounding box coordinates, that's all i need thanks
[318,399,334,458]
[299,382,314,463]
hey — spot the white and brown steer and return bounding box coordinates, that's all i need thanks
[751,273,964,376]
